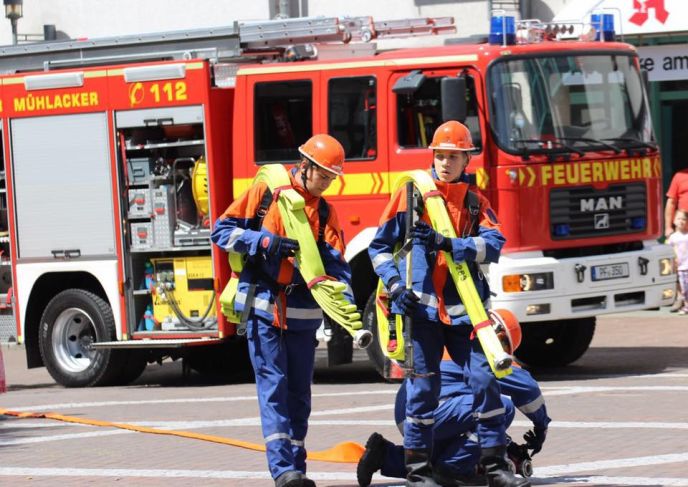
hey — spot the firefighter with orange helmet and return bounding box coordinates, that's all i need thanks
[211,133,352,487]
[357,311,551,486]
[368,121,528,486]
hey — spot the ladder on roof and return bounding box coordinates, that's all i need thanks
[0,15,456,74]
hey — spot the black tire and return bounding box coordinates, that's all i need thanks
[514,317,596,367]
[362,293,386,376]
[38,289,125,387]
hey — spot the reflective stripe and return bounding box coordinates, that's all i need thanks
[472,237,486,262]
[467,432,479,443]
[292,439,305,447]
[286,307,323,320]
[416,291,438,308]
[265,432,291,443]
[476,407,506,420]
[446,302,466,316]
[518,395,545,414]
[236,292,272,312]
[406,416,435,425]
[225,227,245,251]
[344,284,354,297]
[372,252,394,271]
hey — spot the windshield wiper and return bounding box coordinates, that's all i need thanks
[557,136,621,154]
[511,138,585,158]
[602,137,657,153]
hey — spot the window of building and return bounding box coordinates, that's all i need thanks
[254,80,312,163]
[328,76,377,160]
[397,75,481,151]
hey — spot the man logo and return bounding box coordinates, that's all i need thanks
[580,196,623,212]
[594,213,610,229]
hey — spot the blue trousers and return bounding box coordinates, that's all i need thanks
[247,315,317,480]
[383,394,515,478]
[404,321,506,451]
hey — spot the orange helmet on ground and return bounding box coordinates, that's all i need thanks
[488,308,521,354]
[298,134,345,176]
[428,120,475,151]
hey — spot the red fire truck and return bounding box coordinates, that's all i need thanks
[0,15,675,386]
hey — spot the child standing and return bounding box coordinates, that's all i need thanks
[668,209,688,315]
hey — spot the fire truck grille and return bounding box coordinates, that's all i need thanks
[549,183,646,239]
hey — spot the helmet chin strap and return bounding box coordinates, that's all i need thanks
[300,160,314,194]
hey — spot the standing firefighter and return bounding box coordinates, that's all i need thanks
[369,121,528,487]
[211,134,353,487]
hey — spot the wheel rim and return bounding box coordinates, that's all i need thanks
[51,307,99,373]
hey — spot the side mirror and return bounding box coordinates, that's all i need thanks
[392,70,426,95]
[441,76,467,123]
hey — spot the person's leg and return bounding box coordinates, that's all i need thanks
[247,317,296,482]
[285,329,317,475]
[677,270,688,314]
[404,318,444,485]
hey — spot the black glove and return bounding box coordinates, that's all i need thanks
[409,221,452,252]
[523,427,547,456]
[388,277,419,316]
[260,232,300,258]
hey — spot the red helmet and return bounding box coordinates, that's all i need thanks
[298,134,345,176]
[488,309,521,354]
[428,121,474,151]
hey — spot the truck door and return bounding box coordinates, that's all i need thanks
[10,112,115,260]
[389,68,486,190]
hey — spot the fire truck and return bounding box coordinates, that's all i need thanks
[0,15,675,386]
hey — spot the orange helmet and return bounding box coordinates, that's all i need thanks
[429,121,474,151]
[298,134,345,176]
[488,308,521,354]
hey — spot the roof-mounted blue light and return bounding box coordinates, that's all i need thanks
[489,15,515,45]
[591,12,615,42]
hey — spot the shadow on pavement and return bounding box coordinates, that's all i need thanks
[528,346,688,382]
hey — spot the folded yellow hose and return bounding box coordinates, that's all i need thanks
[220,165,364,339]
[376,170,512,378]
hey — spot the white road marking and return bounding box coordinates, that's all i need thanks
[540,385,688,396]
[0,430,129,446]
[4,389,398,412]
[533,477,688,486]
[536,452,688,476]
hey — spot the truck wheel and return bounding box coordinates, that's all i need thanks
[514,317,596,367]
[362,294,386,376]
[38,289,124,387]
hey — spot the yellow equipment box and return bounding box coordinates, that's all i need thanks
[150,256,216,325]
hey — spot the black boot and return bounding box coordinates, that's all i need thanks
[275,470,303,487]
[433,463,487,486]
[357,432,392,486]
[405,449,442,487]
[480,447,530,487]
[301,474,316,487]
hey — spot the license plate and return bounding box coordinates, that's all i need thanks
[591,263,630,281]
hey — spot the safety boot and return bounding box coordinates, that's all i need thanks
[480,447,530,487]
[357,432,392,486]
[405,449,442,486]
[275,470,303,487]
[670,295,684,312]
[433,464,487,486]
[301,474,316,487]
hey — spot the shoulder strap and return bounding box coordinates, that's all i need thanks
[464,190,480,236]
[317,197,330,244]
[251,187,274,231]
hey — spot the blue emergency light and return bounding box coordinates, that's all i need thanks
[630,216,646,230]
[591,13,615,41]
[553,224,570,237]
[489,14,515,45]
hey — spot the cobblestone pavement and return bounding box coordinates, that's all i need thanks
[1,309,687,486]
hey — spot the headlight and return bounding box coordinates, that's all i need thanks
[502,272,554,292]
[659,257,675,276]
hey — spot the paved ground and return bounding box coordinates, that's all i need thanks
[1,309,687,486]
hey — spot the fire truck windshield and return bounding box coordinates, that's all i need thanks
[488,54,653,158]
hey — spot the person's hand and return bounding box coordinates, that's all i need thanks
[523,427,547,456]
[260,232,300,258]
[409,221,452,252]
[388,278,419,316]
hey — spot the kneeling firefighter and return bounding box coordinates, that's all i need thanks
[211,134,354,487]
[368,121,528,487]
